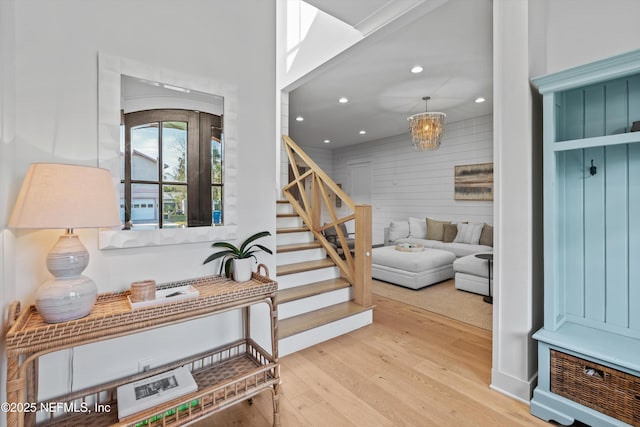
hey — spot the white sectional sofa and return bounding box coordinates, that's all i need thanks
[377,217,493,294]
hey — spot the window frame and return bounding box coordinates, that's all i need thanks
[122,109,223,229]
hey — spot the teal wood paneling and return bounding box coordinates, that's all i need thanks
[562,90,584,141]
[628,143,640,330]
[560,150,585,317]
[605,80,628,135]
[629,75,640,127]
[583,147,606,322]
[583,86,605,138]
[604,144,629,327]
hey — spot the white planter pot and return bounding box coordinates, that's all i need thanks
[232,258,254,282]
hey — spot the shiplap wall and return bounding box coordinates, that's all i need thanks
[325,115,494,245]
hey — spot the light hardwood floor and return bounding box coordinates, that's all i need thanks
[200,294,553,426]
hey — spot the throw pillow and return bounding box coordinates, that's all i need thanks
[479,224,494,247]
[454,223,484,245]
[442,223,459,243]
[388,220,409,242]
[426,218,451,241]
[408,217,427,239]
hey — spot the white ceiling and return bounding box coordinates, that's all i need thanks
[288,0,493,149]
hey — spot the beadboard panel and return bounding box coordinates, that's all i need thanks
[329,115,494,245]
[583,146,605,322]
[629,143,640,330]
[556,73,640,142]
[559,142,640,336]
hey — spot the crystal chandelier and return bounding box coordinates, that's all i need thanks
[407,96,446,151]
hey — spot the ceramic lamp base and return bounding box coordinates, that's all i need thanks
[37,231,98,323]
[36,276,97,323]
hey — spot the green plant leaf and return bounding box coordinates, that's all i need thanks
[248,243,273,255]
[211,241,240,253]
[239,231,271,254]
[203,250,236,265]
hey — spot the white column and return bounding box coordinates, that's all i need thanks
[492,0,541,402]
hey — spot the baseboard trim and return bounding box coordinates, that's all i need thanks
[490,369,536,404]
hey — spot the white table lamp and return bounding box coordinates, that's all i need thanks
[9,163,121,323]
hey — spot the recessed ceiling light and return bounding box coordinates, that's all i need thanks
[359,130,366,135]
[338,97,349,104]
[324,139,330,144]
[296,116,304,121]
[411,65,423,74]
[475,97,486,103]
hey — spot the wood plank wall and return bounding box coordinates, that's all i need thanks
[329,115,494,245]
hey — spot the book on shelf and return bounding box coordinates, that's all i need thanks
[117,366,198,419]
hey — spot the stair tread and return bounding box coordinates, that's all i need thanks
[276,213,299,218]
[279,301,372,339]
[278,278,351,304]
[276,226,309,234]
[276,258,335,276]
[277,242,322,253]
[276,200,290,204]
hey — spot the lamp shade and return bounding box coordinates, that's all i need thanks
[8,163,121,230]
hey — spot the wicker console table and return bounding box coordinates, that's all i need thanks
[5,270,280,427]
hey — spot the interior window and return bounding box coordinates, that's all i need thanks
[121,109,223,229]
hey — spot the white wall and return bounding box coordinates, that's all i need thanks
[0,0,16,417]
[330,115,493,245]
[1,0,276,414]
[282,0,362,90]
[543,0,640,76]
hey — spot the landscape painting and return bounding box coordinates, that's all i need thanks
[454,162,493,201]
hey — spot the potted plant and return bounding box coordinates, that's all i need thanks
[203,231,272,281]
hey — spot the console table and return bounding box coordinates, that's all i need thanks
[5,270,280,427]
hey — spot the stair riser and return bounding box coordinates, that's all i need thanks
[276,267,340,290]
[279,310,373,357]
[279,288,352,320]
[276,203,294,215]
[276,231,315,245]
[276,248,326,266]
[276,216,303,228]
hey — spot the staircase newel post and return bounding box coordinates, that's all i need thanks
[353,204,372,307]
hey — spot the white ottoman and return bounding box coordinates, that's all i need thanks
[372,246,456,290]
[453,253,493,296]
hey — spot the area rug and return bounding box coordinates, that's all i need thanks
[371,279,493,330]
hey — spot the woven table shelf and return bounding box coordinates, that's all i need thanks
[5,272,280,427]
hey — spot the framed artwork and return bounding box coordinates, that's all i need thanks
[454,162,493,201]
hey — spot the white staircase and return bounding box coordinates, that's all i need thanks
[276,200,373,356]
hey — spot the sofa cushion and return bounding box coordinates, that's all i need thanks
[453,253,493,277]
[454,223,484,244]
[426,218,450,241]
[479,224,493,247]
[440,242,492,258]
[443,223,458,243]
[408,217,427,239]
[388,220,409,242]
